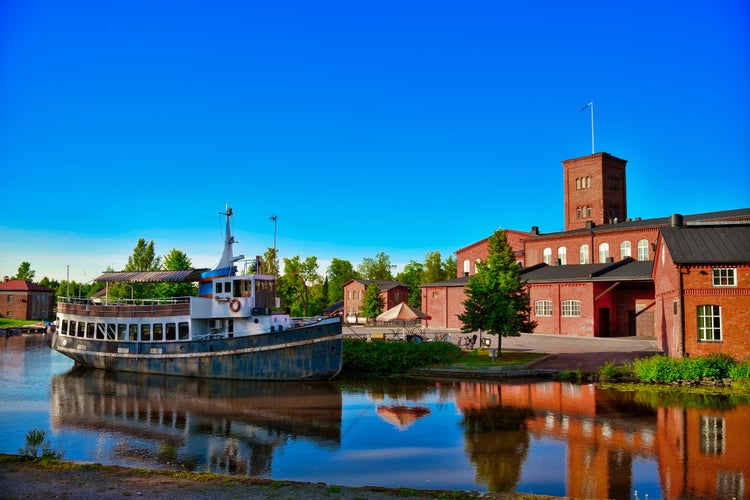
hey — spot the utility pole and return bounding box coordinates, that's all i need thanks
[269,214,278,254]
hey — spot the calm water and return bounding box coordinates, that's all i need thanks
[1,335,748,500]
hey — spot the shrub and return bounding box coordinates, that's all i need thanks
[634,355,682,382]
[634,354,738,383]
[729,361,750,380]
[693,353,735,379]
[342,338,461,375]
[18,429,63,459]
[598,360,633,379]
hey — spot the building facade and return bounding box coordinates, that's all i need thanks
[0,279,55,320]
[343,279,409,324]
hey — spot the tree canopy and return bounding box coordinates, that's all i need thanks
[458,229,536,350]
[13,262,35,282]
[361,283,385,321]
[358,252,393,280]
[153,249,196,298]
[326,258,358,304]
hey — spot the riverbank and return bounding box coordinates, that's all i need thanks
[0,454,561,500]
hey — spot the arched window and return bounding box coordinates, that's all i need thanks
[576,207,581,218]
[586,206,592,217]
[543,248,552,265]
[557,247,567,265]
[620,241,631,259]
[598,242,610,263]
[576,178,581,190]
[637,239,649,261]
[586,176,591,188]
[579,244,589,264]
[463,259,471,275]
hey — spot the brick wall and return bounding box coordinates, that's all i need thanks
[563,153,627,231]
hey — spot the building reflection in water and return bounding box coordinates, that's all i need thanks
[49,367,342,475]
[445,379,748,500]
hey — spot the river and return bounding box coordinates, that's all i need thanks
[1,334,748,499]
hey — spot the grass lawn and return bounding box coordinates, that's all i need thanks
[0,319,41,328]
[453,349,547,367]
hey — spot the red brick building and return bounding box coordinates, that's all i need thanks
[421,152,750,344]
[342,279,409,324]
[652,222,750,359]
[0,279,55,320]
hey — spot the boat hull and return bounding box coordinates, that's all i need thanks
[50,318,342,381]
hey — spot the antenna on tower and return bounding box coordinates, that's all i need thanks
[581,101,594,154]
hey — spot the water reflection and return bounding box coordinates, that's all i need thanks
[50,367,342,474]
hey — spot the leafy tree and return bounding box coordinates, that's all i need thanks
[39,277,60,291]
[13,262,35,282]
[442,255,457,279]
[154,248,196,298]
[458,229,536,353]
[358,252,393,280]
[111,238,162,299]
[326,257,358,305]
[361,283,385,322]
[282,255,321,317]
[262,247,279,277]
[423,251,446,284]
[396,260,424,308]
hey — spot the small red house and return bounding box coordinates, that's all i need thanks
[0,279,55,321]
[342,279,409,324]
[652,222,750,360]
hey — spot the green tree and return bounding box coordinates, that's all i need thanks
[442,255,457,279]
[361,283,385,322]
[282,255,320,317]
[39,277,60,291]
[262,247,279,277]
[154,248,196,297]
[13,262,35,282]
[396,260,424,308]
[423,251,446,284]
[111,238,162,299]
[326,257,358,305]
[358,252,393,280]
[458,229,536,353]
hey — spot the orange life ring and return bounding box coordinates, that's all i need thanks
[229,299,241,312]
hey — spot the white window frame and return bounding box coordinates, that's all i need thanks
[557,247,567,265]
[620,241,631,259]
[712,268,736,287]
[543,247,552,265]
[535,300,552,317]
[697,304,722,341]
[463,259,470,275]
[579,244,589,264]
[637,239,649,261]
[561,300,581,317]
[598,243,610,263]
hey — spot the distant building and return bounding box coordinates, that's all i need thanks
[0,278,55,320]
[421,152,750,351]
[343,279,408,324]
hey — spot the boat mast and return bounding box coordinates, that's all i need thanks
[215,205,245,275]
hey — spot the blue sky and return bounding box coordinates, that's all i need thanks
[2,1,749,283]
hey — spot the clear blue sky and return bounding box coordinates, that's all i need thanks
[2,1,749,283]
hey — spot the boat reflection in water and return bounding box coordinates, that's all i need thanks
[49,367,342,475]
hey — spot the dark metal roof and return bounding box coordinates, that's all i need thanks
[419,276,471,288]
[352,279,407,291]
[529,207,750,239]
[522,258,653,283]
[660,225,750,264]
[94,269,209,283]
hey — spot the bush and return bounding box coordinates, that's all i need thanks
[342,338,461,375]
[598,360,633,379]
[729,361,750,380]
[634,354,738,383]
[18,429,63,460]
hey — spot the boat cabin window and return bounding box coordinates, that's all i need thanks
[234,280,251,298]
[129,324,138,341]
[225,282,231,293]
[117,324,127,340]
[153,323,164,341]
[61,319,69,335]
[76,321,84,338]
[107,324,116,340]
[165,322,176,341]
[86,323,95,339]
[95,323,105,340]
[215,282,222,294]
[179,322,189,340]
[141,324,151,341]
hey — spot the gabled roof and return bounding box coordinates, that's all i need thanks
[94,269,209,283]
[345,279,407,291]
[660,224,750,264]
[0,280,55,292]
[522,258,653,283]
[323,300,344,314]
[419,275,471,288]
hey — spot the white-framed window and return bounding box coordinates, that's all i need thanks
[699,415,725,455]
[712,268,737,287]
[561,300,581,317]
[576,178,581,190]
[557,247,567,265]
[543,247,552,265]
[580,244,589,264]
[637,239,649,261]
[463,259,470,275]
[598,243,610,263]
[620,241,631,259]
[697,304,722,341]
[586,206,592,217]
[535,300,552,316]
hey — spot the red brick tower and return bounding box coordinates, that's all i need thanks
[563,152,627,231]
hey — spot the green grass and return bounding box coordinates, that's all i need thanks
[0,319,40,328]
[452,349,546,367]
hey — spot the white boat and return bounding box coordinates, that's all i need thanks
[51,207,343,380]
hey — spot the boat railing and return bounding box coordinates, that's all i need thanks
[57,296,192,318]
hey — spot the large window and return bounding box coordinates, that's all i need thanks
[712,268,736,287]
[637,239,649,261]
[535,300,552,316]
[562,300,581,317]
[463,260,470,275]
[699,415,725,455]
[579,244,589,264]
[697,305,721,341]
[598,243,610,263]
[557,247,567,265]
[620,241,631,259]
[543,248,552,265]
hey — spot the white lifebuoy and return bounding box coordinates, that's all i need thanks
[229,299,241,312]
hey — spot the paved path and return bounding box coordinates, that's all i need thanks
[345,326,662,372]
